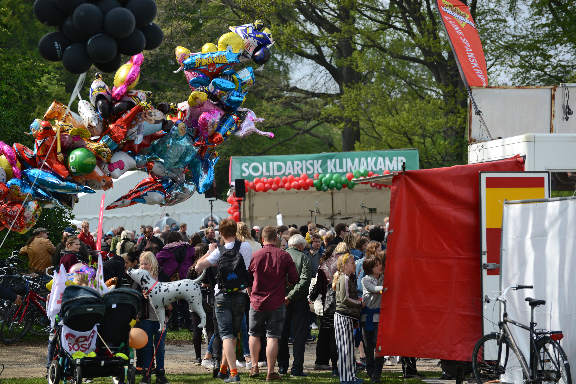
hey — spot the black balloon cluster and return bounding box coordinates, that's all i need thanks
[35,0,164,74]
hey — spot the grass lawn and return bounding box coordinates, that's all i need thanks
[0,371,431,384]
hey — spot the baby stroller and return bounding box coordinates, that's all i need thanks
[48,285,142,384]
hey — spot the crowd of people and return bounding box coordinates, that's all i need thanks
[13,216,417,384]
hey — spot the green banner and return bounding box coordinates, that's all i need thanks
[229,149,419,181]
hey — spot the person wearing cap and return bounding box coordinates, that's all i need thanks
[251,226,261,244]
[19,228,55,274]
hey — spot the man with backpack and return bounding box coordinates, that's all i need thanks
[195,218,252,383]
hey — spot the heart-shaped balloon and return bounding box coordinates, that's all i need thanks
[0,200,42,234]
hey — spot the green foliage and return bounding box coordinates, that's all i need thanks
[0,205,74,258]
[479,0,576,84]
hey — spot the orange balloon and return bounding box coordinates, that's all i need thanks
[129,328,148,349]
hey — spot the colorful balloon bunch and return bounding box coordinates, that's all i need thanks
[244,173,315,192]
[226,193,241,222]
[240,169,394,194]
[170,21,275,154]
[0,22,276,234]
[35,0,164,74]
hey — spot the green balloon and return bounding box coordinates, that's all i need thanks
[315,185,322,191]
[313,179,321,188]
[348,181,356,190]
[321,184,328,191]
[353,170,360,178]
[322,175,330,185]
[68,148,97,176]
[335,183,342,190]
[361,169,369,177]
[328,180,336,189]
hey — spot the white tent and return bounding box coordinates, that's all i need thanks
[72,171,228,233]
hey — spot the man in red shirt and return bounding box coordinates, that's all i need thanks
[78,221,96,250]
[248,226,299,381]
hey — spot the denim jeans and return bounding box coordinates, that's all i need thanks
[214,292,247,340]
[137,319,165,372]
[363,327,384,379]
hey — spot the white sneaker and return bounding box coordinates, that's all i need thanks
[201,359,215,369]
[245,361,252,370]
[236,360,245,368]
[258,361,267,368]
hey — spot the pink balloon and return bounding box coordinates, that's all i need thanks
[0,141,21,179]
[112,54,144,101]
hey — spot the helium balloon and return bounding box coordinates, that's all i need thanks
[60,16,91,42]
[252,46,271,65]
[107,151,136,179]
[23,168,95,194]
[12,144,36,169]
[68,147,97,176]
[117,29,146,55]
[140,23,163,50]
[56,0,85,14]
[112,54,143,100]
[201,43,218,53]
[62,43,92,74]
[0,142,21,179]
[34,0,66,26]
[0,201,42,234]
[104,7,135,38]
[129,328,148,349]
[97,0,121,14]
[87,33,118,63]
[218,32,244,53]
[72,3,103,36]
[38,31,70,61]
[125,0,156,27]
[94,53,122,73]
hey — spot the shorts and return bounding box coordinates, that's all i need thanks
[215,292,247,340]
[248,305,286,339]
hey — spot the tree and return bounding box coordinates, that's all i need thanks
[221,0,473,164]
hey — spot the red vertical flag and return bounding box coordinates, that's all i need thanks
[436,0,488,87]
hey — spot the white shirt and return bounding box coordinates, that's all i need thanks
[206,240,252,294]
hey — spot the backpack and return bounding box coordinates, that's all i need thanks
[216,240,252,293]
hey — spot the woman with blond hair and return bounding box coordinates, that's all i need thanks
[134,251,169,384]
[332,252,362,384]
[237,222,262,251]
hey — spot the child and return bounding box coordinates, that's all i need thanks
[134,251,169,384]
[361,257,386,383]
[333,252,362,384]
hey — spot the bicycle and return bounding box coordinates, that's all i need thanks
[472,284,571,384]
[0,273,49,344]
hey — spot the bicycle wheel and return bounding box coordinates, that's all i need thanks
[0,302,33,344]
[536,337,572,384]
[472,332,520,383]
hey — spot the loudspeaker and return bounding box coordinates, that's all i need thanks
[204,184,217,199]
[235,178,246,198]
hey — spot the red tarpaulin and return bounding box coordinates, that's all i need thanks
[376,157,524,361]
[436,0,488,87]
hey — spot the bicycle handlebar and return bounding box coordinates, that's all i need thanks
[496,284,533,302]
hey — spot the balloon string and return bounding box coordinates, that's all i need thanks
[0,73,86,250]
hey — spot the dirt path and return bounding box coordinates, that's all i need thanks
[0,340,442,379]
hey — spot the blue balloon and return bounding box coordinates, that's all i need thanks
[6,178,53,201]
[23,169,95,194]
